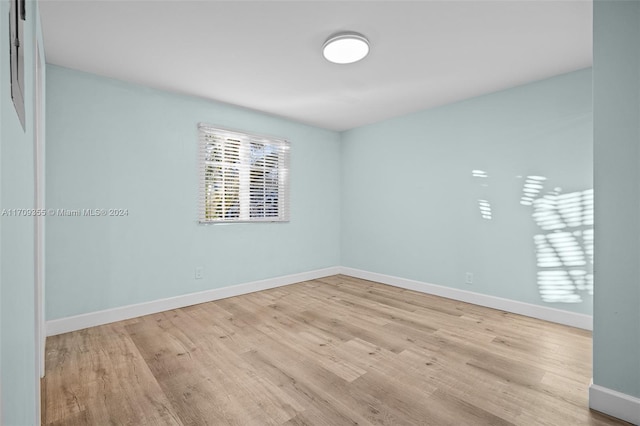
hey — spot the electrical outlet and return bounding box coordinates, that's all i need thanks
[465,272,473,285]
[195,267,204,280]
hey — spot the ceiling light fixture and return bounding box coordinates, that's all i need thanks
[322,31,370,64]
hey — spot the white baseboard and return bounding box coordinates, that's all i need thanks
[590,382,640,425]
[46,267,341,336]
[47,265,593,336]
[338,267,593,330]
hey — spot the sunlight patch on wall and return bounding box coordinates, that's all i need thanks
[478,199,493,220]
[472,170,492,219]
[472,170,593,304]
[532,188,594,303]
[520,175,546,206]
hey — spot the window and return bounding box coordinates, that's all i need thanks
[198,124,290,223]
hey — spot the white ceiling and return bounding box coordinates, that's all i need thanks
[39,0,592,132]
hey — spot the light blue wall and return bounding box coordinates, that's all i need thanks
[341,69,593,315]
[592,0,640,399]
[1,0,44,424]
[47,66,594,322]
[45,65,341,320]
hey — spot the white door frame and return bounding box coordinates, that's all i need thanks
[34,37,45,377]
[34,37,45,424]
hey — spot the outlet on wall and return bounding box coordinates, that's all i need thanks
[465,272,473,285]
[195,267,204,280]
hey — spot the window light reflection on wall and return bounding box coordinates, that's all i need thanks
[472,170,492,219]
[532,188,594,303]
[471,171,594,304]
[520,175,546,206]
[478,199,493,220]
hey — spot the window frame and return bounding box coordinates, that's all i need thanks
[198,123,290,224]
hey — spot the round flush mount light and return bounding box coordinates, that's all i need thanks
[322,31,370,64]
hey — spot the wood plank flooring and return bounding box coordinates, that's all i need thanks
[42,275,630,425]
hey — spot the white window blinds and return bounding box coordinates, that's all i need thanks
[198,124,290,223]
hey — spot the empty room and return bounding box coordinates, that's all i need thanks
[1,0,639,425]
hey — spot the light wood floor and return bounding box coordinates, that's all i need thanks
[43,275,629,425]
